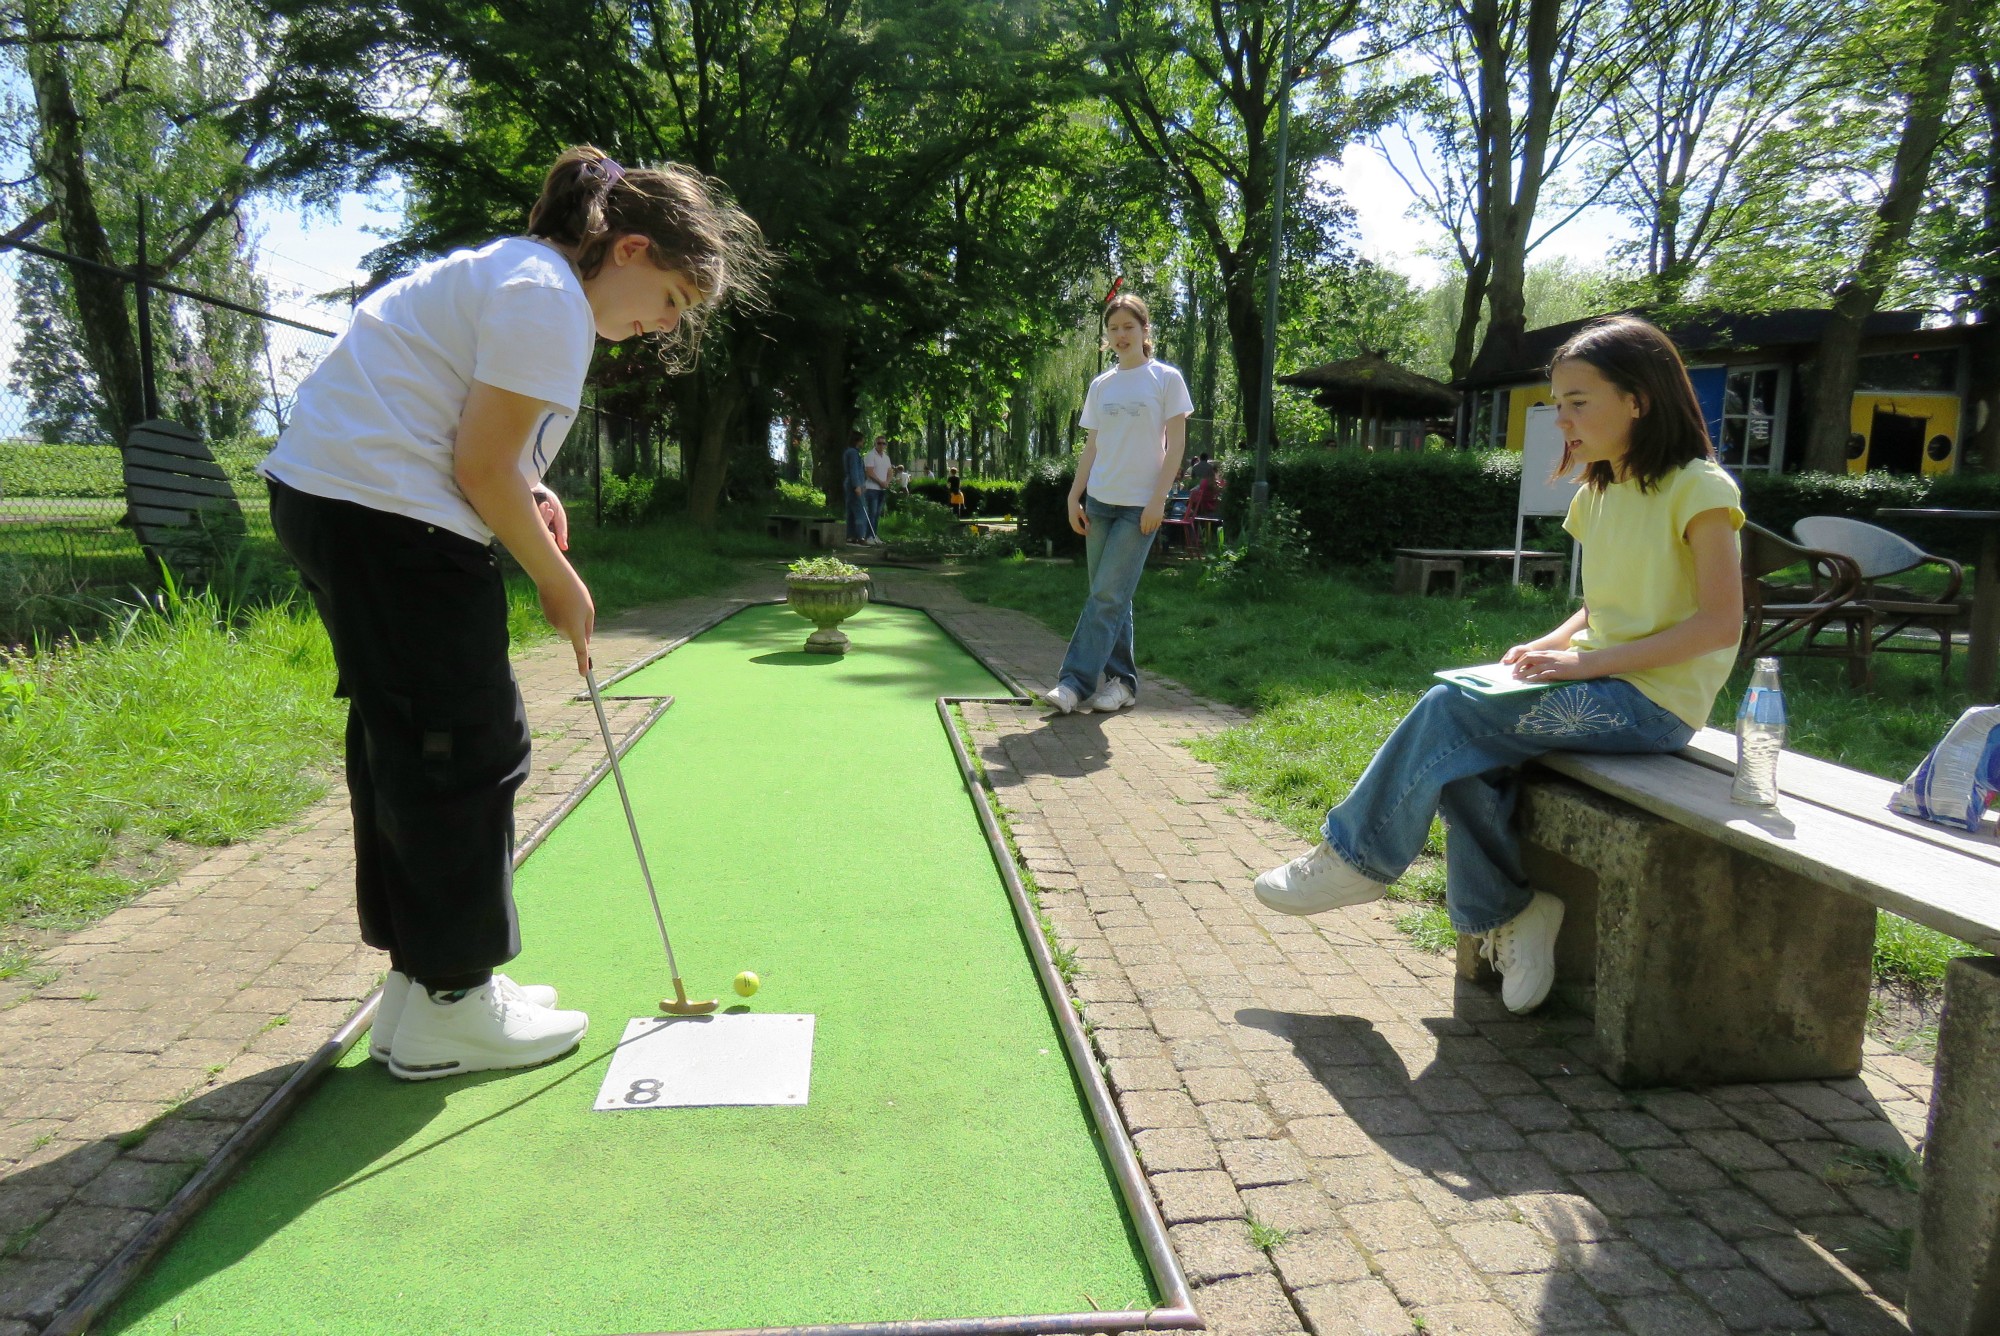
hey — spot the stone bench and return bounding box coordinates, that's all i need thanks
[1460,727,2000,1335]
[764,513,845,549]
[1393,547,1567,595]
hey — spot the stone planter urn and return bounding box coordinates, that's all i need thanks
[784,572,872,654]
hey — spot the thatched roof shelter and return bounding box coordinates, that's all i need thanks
[1277,350,1460,450]
[1278,351,1459,419]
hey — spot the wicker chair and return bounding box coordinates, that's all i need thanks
[1740,522,1873,687]
[1793,516,1966,682]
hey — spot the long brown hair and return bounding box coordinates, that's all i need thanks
[1550,316,1713,493]
[527,145,771,358]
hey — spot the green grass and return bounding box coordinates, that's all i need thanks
[0,512,789,959]
[953,556,1984,992]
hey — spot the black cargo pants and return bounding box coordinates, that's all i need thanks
[269,478,529,982]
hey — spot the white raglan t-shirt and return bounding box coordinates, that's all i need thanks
[1078,360,1195,506]
[260,237,596,543]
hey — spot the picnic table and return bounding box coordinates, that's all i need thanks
[1877,508,1998,698]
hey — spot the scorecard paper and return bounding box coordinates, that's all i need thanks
[594,1014,816,1110]
[1434,661,1554,696]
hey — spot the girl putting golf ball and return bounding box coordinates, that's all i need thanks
[260,145,766,1081]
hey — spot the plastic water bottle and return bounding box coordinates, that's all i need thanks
[1732,657,1786,807]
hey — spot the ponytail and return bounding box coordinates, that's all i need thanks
[526,145,773,358]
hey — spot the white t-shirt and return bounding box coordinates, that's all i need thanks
[1079,360,1195,506]
[261,237,596,543]
[864,448,891,490]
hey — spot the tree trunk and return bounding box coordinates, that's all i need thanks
[1968,55,2000,472]
[1801,0,1973,473]
[23,11,146,444]
[684,378,743,529]
[1222,253,1267,450]
[787,325,853,502]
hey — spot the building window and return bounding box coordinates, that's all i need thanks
[1719,366,1786,472]
[1857,348,1958,394]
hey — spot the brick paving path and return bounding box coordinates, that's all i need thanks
[0,564,1934,1335]
[875,569,1927,1336]
[0,580,769,1334]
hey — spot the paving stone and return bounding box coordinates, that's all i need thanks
[1204,1102,1281,1140]
[1221,1139,1312,1188]
[1269,1230,1369,1290]
[1446,1220,1556,1274]
[1170,1220,1270,1285]
[1492,1094,1574,1132]
[0,1257,89,1325]
[16,1204,148,1262]
[1315,1155,1413,1206]
[1680,1265,1816,1330]
[1622,1215,1740,1269]
[1614,1293,1732,1336]
[1340,1198,1445,1253]
[1528,1131,1625,1174]
[1737,1167,1852,1218]
[1185,1067,1263,1104]
[1809,1293,1914,1335]
[1120,1089,1201,1130]
[1633,1089,1735,1130]
[123,1116,236,1164]
[1373,1247,1489,1307]
[1682,1187,1795,1241]
[1340,1099,1434,1137]
[1467,1150,1566,1195]
[1627,1146,1730,1192]
[1136,1126,1223,1172]
[1240,1182,1337,1234]
[1725,1099,1831,1144]
[1406,1076,1488,1115]
[1408,1301,1528,1335]
[1736,1234,1863,1298]
[1433,1111,1526,1152]
[1154,1170,1246,1224]
[1682,1127,1791,1173]
[1581,1109,1683,1149]
[1489,1272,1613,1330]
[1286,1116,1371,1159]
[73,1158,195,1211]
[1560,1240,1676,1297]
[1292,1277,1415,1336]
[1568,1170,1680,1218]
[1193,1272,1299,1336]
[1767,1082,1875,1124]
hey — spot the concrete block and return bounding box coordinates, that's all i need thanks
[1907,954,2000,1336]
[1512,774,1874,1087]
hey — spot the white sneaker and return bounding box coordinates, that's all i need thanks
[369,971,559,1063]
[1086,679,1135,712]
[1254,842,1388,915]
[386,981,589,1081]
[1043,683,1092,715]
[1480,891,1565,1014]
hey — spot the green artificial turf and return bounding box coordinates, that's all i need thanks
[103,603,1155,1335]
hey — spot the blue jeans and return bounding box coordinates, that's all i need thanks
[1058,495,1157,698]
[862,488,884,537]
[1324,679,1695,934]
[845,487,867,540]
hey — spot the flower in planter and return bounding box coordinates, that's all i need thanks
[787,555,866,579]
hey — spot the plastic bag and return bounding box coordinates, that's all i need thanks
[1889,706,2000,833]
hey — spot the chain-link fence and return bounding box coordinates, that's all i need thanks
[1,238,675,624]
[0,240,341,595]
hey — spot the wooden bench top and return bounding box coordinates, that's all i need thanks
[1540,726,2000,954]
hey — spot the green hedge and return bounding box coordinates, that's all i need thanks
[1022,457,1083,557]
[1213,451,2000,567]
[907,477,1022,517]
[1218,450,1525,565]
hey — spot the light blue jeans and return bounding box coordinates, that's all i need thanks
[1324,679,1696,933]
[1058,495,1157,698]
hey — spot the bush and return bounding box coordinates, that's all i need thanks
[1736,470,2000,562]
[1219,450,1522,566]
[1021,456,1082,558]
[908,477,1022,517]
[774,479,832,514]
[879,495,957,540]
[1200,498,1312,599]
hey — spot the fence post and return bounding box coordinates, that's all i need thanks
[134,199,160,421]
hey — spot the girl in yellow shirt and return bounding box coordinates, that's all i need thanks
[1253,316,1744,1014]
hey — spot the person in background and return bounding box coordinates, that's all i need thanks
[842,429,870,543]
[863,435,892,539]
[1043,291,1193,716]
[947,471,967,517]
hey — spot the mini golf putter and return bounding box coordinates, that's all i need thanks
[582,664,719,1017]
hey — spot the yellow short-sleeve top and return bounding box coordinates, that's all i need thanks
[1562,457,1746,728]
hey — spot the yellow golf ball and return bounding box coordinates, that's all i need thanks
[733,971,761,997]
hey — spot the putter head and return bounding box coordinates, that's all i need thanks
[660,996,719,1016]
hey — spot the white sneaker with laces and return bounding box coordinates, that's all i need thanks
[369,971,560,1063]
[1043,683,1091,715]
[386,981,588,1081]
[1253,842,1388,915]
[1480,891,1565,1014]
[1086,679,1135,712]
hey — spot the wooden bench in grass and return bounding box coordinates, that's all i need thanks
[121,420,246,581]
[1461,728,1999,1334]
[1393,547,1566,596]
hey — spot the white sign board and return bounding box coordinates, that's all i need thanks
[594,1014,816,1110]
[1520,405,1581,518]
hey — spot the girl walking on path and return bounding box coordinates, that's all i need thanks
[1254,316,1744,1014]
[1043,293,1194,715]
[260,145,764,1080]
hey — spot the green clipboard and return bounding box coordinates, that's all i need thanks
[1434,661,1555,696]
